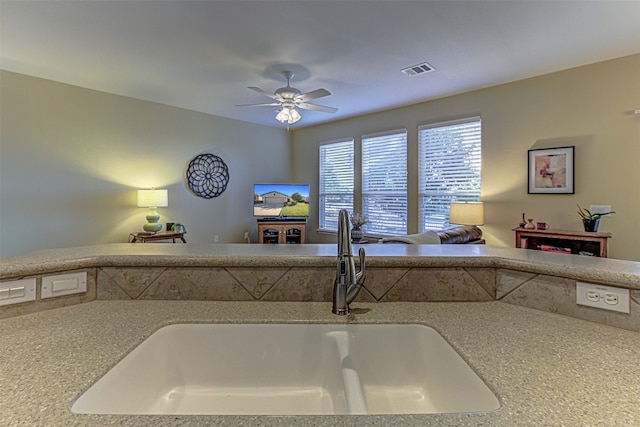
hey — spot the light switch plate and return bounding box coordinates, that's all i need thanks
[0,278,36,306]
[41,272,87,299]
[589,205,613,216]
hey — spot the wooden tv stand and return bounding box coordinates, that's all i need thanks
[257,219,307,244]
[513,228,611,257]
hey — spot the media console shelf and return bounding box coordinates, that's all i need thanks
[513,228,611,257]
[257,219,307,244]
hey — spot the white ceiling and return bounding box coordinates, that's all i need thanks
[1,1,639,129]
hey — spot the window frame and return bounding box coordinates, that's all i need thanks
[418,117,482,232]
[361,129,408,236]
[318,138,355,233]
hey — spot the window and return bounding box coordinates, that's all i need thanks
[318,139,354,232]
[418,117,481,231]
[362,129,407,235]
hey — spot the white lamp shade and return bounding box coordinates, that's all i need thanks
[449,202,484,226]
[137,189,168,208]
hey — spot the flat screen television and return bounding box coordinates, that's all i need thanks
[253,183,310,219]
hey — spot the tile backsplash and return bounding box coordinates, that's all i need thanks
[94,265,639,332]
[497,269,640,332]
[2,265,638,332]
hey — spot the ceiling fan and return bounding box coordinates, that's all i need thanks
[237,71,337,124]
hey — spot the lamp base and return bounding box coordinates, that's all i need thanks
[143,223,162,232]
[143,209,162,232]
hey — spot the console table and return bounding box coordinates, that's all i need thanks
[130,231,186,243]
[513,228,611,257]
[257,220,306,244]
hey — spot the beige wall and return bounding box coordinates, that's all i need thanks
[2,55,638,260]
[291,54,640,261]
[0,71,290,258]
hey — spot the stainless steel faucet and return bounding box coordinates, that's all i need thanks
[332,209,366,315]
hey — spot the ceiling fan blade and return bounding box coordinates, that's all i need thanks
[296,88,331,102]
[236,102,281,107]
[248,86,279,100]
[297,102,338,114]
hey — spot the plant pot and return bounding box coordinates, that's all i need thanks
[351,226,363,243]
[582,218,599,232]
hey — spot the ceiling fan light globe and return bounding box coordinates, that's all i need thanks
[275,106,301,124]
[275,108,289,123]
[289,108,301,123]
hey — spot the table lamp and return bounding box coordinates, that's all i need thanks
[449,202,484,226]
[137,189,168,232]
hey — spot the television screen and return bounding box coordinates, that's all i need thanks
[253,184,310,218]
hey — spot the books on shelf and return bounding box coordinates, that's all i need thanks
[540,244,571,254]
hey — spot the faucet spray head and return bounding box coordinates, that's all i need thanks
[337,209,352,256]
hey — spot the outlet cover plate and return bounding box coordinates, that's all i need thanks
[576,281,629,313]
[0,278,36,306]
[42,272,87,299]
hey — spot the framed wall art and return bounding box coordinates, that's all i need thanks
[528,146,574,194]
[186,153,230,199]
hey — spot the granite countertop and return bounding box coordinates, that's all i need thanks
[2,244,640,425]
[2,300,640,426]
[3,243,640,289]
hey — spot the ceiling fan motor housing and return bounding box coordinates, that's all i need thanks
[275,86,302,100]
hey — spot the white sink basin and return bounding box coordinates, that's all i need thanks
[72,323,499,415]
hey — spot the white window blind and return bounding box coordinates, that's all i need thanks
[319,139,354,232]
[361,129,407,235]
[418,117,481,231]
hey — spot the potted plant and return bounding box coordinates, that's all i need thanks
[577,205,615,232]
[349,212,369,243]
[171,221,187,234]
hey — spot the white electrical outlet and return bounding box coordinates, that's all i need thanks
[576,282,629,313]
[214,235,219,243]
[589,205,613,216]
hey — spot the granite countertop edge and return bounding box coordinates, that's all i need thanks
[2,243,639,289]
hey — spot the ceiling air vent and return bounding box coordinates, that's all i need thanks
[401,62,435,77]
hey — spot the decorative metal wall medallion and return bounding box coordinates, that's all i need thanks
[186,153,230,199]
